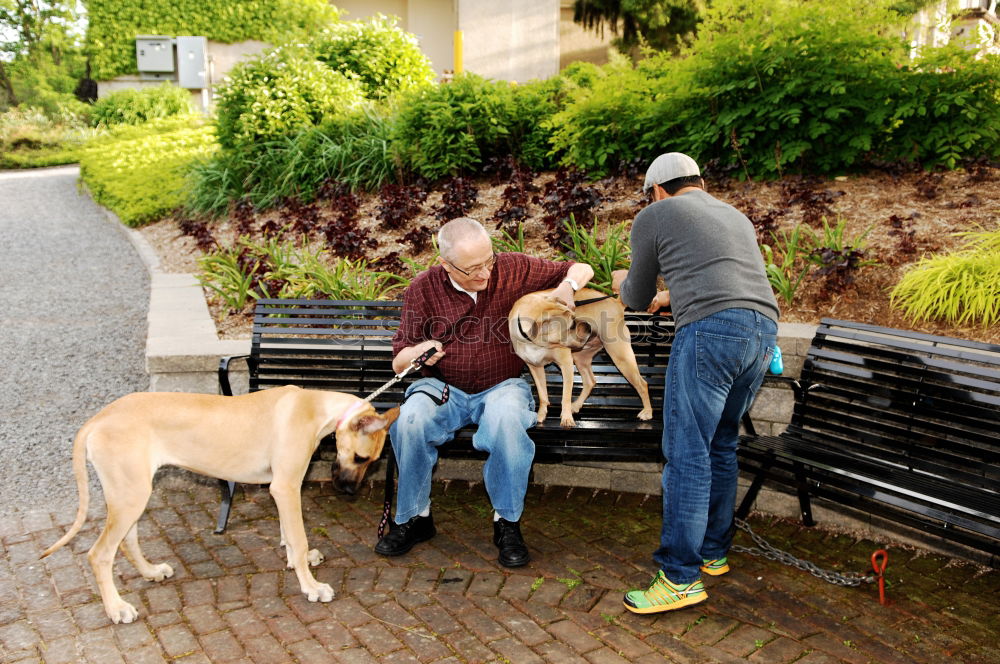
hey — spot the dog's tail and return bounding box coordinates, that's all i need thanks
[40,421,92,559]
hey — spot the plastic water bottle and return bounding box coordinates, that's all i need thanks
[769,345,784,375]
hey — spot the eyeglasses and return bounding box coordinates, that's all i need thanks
[444,252,497,277]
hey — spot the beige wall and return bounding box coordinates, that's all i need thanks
[558,3,615,68]
[457,0,559,81]
[334,0,564,81]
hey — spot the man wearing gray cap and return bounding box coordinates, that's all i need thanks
[611,152,779,614]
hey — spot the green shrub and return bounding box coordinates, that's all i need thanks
[391,73,516,179]
[90,83,194,127]
[0,107,94,168]
[312,14,436,100]
[549,0,1000,178]
[79,117,218,226]
[391,73,566,179]
[187,105,396,215]
[214,45,365,152]
[547,59,662,176]
[880,46,1000,168]
[509,77,570,171]
[890,230,1000,328]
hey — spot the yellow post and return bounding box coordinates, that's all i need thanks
[453,30,463,75]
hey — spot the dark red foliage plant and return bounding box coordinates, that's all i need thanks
[377,183,427,231]
[534,168,602,248]
[433,177,479,221]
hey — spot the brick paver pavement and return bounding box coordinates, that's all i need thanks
[2,476,997,663]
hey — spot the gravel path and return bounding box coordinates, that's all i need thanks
[0,165,149,518]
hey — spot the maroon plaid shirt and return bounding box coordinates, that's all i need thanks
[392,252,571,393]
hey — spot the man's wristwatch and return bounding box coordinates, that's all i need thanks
[562,278,580,292]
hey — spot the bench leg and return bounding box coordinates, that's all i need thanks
[214,480,237,534]
[736,469,767,521]
[793,462,815,527]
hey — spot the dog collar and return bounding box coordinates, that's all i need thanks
[337,400,369,430]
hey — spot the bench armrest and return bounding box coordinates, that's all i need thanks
[218,355,251,396]
[762,374,805,401]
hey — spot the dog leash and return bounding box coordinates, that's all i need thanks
[574,293,614,306]
[363,346,439,403]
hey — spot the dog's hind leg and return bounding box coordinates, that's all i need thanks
[122,522,173,582]
[571,346,600,413]
[87,480,152,624]
[603,333,654,421]
[269,481,334,602]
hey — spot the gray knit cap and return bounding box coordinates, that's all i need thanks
[643,152,701,192]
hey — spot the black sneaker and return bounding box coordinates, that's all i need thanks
[374,514,436,556]
[493,518,530,568]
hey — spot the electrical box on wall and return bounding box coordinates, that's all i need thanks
[176,36,208,89]
[135,36,175,73]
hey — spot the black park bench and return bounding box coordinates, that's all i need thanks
[215,298,674,534]
[738,318,1000,556]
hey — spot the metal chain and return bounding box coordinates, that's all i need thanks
[731,518,876,587]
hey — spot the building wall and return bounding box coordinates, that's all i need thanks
[97,39,268,113]
[456,0,559,81]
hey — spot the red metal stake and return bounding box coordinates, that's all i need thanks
[871,549,889,606]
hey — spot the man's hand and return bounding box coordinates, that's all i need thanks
[646,290,671,313]
[552,281,576,311]
[611,269,629,295]
[413,339,445,366]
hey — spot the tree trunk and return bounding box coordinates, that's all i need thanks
[0,61,19,107]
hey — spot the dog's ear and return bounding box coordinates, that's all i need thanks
[573,320,593,344]
[352,407,399,434]
[381,406,400,427]
[517,317,537,341]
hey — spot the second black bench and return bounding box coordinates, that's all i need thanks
[738,318,1000,556]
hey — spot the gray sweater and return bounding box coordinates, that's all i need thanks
[620,189,779,330]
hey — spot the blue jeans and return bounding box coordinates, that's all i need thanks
[389,377,537,524]
[655,308,777,583]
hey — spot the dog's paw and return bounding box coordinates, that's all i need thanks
[535,406,548,424]
[145,563,173,582]
[305,582,335,602]
[560,414,576,428]
[637,408,653,421]
[107,599,139,624]
[307,549,324,567]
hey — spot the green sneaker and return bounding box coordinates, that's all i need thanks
[700,557,730,576]
[623,571,707,614]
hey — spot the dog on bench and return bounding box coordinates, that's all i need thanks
[41,386,399,624]
[509,288,653,427]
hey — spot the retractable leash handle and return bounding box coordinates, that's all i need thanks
[364,345,441,403]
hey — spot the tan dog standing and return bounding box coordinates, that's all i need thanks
[509,288,654,427]
[41,386,398,624]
